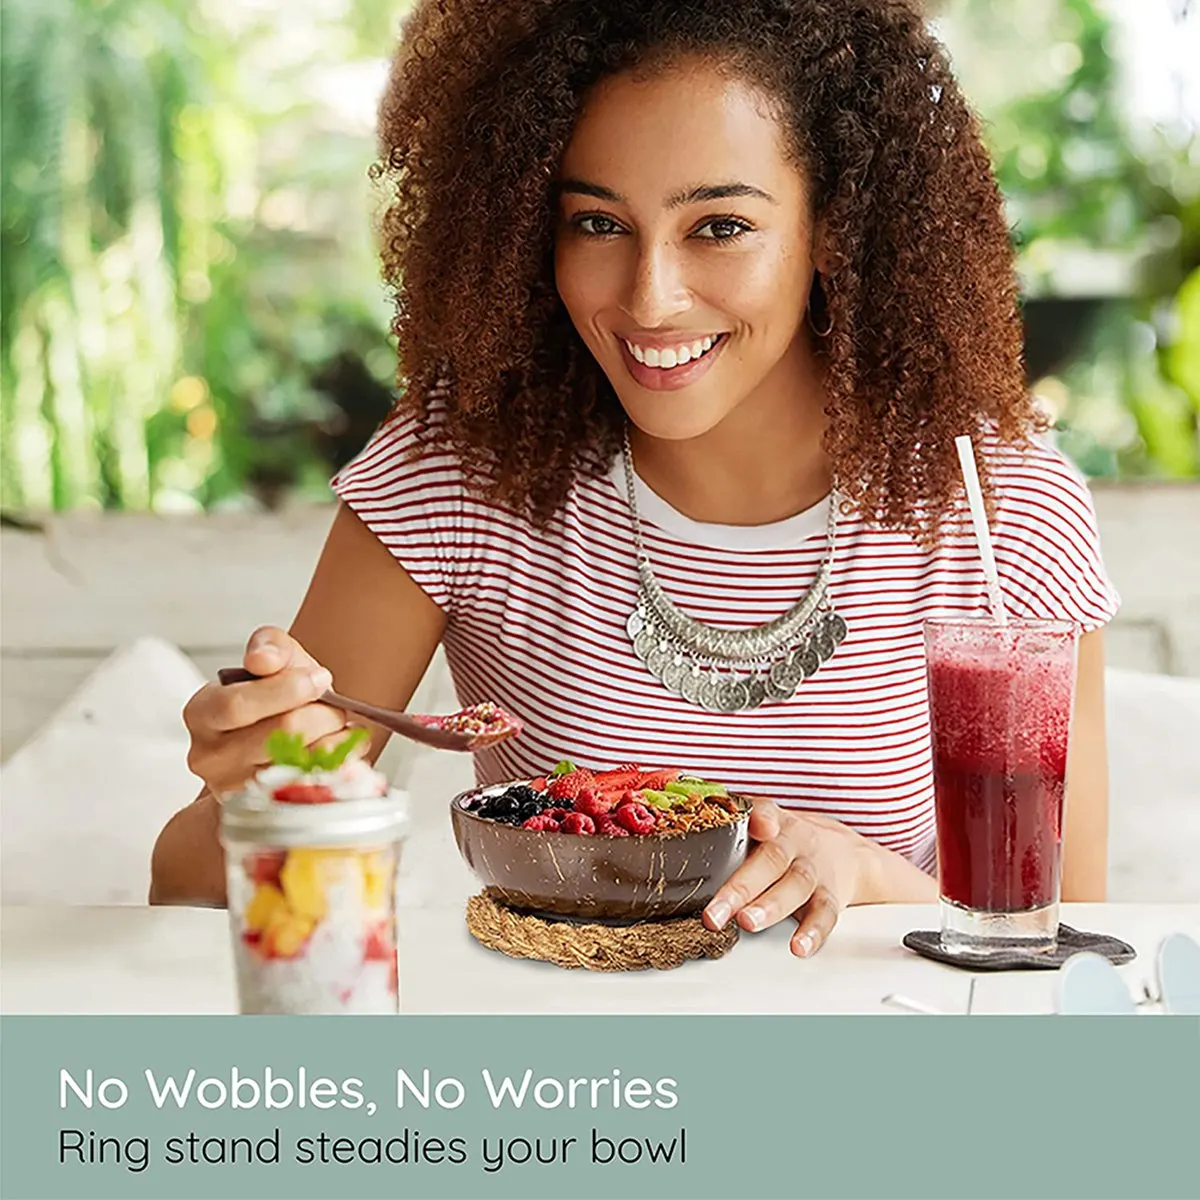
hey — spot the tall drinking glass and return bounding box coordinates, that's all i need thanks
[924,617,1078,955]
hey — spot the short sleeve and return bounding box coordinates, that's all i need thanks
[987,436,1121,634]
[330,411,466,616]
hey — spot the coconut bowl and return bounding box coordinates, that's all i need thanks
[450,781,752,923]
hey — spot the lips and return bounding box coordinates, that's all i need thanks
[618,333,729,392]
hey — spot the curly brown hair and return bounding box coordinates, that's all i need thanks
[373,0,1039,535]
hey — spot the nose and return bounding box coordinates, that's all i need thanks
[621,240,691,328]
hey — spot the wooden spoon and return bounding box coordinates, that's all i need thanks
[216,667,522,752]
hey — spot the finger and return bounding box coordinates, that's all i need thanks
[309,721,372,762]
[789,885,842,958]
[703,834,796,932]
[747,798,782,843]
[243,625,319,678]
[735,856,820,933]
[193,702,347,790]
[197,666,333,734]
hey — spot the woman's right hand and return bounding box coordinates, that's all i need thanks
[183,625,349,796]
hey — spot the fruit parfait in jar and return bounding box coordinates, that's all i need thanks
[219,729,407,1014]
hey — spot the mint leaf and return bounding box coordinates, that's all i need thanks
[266,730,310,769]
[551,760,576,776]
[313,728,369,771]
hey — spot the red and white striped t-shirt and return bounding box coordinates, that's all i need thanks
[333,415,1120,872]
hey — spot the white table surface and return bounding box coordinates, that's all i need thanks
[3,901,1197,1016]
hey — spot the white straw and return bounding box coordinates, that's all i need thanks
[955,435,1008,625]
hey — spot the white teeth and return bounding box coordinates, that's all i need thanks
[624,335,722,370]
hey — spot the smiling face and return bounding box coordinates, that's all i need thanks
[554,57,819,443]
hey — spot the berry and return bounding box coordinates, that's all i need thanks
[614,802,657,836]
[573,788,616,819]
[544,807,572,822]
[547,770,593,801]
[596,816,629,837]
[245,851,286,886]
[272,782,335,805]
[529,777,548,793]
[560,812,596,836]
[592,765,642,791]
[522,813,562,831]
[635,769,681,791]
[364,922,394,961]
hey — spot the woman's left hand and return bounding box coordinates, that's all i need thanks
[703,800,873,957]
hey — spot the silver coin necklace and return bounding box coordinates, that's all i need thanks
[622,427,848,713]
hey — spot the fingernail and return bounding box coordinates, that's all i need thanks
[309,668,332,693]
[796,932,815,957]
[741,906,765,932]
[706,899,731,930]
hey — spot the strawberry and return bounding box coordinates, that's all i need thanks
[364,922,394,961]
[272,782,335,805]
[529,776,549,793]
[635,769,682,791]
[245,851,286,886]
[591,765,642,791]
[547,770,593,801]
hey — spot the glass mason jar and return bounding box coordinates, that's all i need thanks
[220,790,408,1014]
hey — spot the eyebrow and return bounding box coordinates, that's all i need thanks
[556,179,777,207]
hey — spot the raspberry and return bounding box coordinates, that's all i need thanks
[544,807,572,822]
[547,770,593,801]
[614,802,657,835]
[272,782,335,805]
[522,813,562,831]
[573,788,615,818]
[596,816,629,837]
[559,812,596,836]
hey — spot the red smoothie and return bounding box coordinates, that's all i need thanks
[926,622,1076,914]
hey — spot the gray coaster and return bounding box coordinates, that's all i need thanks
[903,924,1136,972]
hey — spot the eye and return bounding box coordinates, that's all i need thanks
[693,217,753,242]
[570,213,625,237]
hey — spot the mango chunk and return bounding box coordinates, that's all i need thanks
[244,883,287,933]
[280,848,364,921]
[264,909,316,959]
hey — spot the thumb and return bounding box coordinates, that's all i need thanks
[243,625,320,678]
[747,797,782,843]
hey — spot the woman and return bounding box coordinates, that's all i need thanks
[153,0,1118,956]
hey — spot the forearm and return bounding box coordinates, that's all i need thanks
[854,836,939,906]
[149,790,228,907]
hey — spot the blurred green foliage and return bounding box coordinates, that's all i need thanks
[1,0,1197,514]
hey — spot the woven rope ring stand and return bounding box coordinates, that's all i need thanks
[466,891,739,972]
